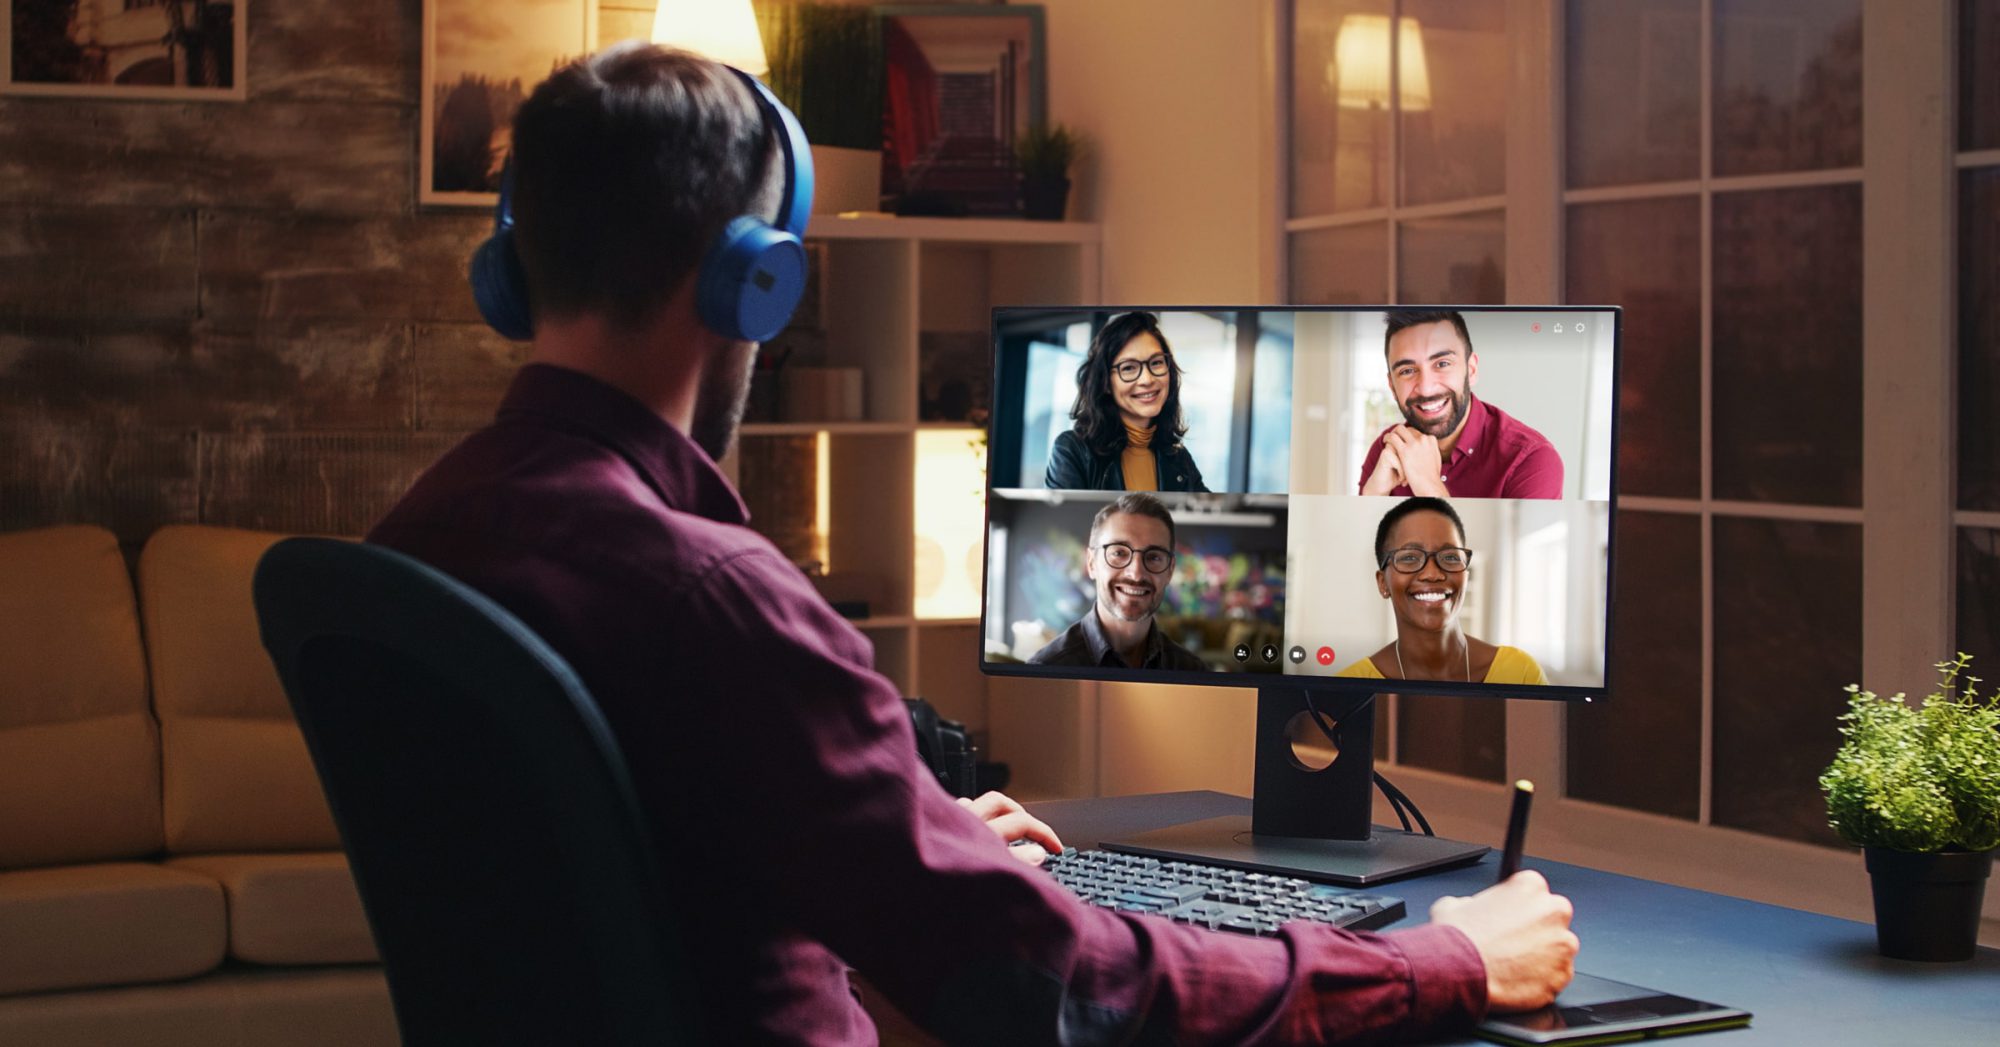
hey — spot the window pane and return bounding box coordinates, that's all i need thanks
[1962,0,2000,152]
[1157,312,1235,490]
[1016,324,1089,490]
[1294,0,1393,215]
[1398,210,1504,305]
[1712,185,1861,506]
[1960,168,2000,511]
[1290,223,1389,304]
[1711,516,1859,847]
[1398,0,1506,205]
[1959,528,2000,675]
[1712,0,1862,177]
[1567,197,1701,499]
[1565,0,1700,188]
[1568,510,1700,820]
[1249,313,1295,492]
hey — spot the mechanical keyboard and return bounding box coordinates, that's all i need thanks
[1042,848,1406,936]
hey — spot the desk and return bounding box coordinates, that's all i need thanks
[1029,791,2000,1046]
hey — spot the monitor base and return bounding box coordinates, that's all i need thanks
[1107,815,1488,887]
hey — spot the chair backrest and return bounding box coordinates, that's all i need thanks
[253,537,701,1046]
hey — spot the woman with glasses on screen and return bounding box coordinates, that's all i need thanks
[1044,311,1211,492]
[1338,497,1548,685]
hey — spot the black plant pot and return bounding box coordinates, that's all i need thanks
[1864,846,1994,961]
[1021,175,1071,221]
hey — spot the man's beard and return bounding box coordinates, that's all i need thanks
[1401,383,1470,438]
[690,342,757,461]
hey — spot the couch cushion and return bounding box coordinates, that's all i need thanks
[0,862,226,996]
[166,852,378,966]
[139,525,338,853]
[0,965,397,1047]
[0,525,162,870]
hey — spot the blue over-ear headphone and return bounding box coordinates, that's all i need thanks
[469,66,815,343]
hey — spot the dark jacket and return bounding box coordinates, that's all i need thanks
[1043,429,1210,492]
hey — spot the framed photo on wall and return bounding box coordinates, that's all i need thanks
[876,3,1045,217]
[421,0,597,207]
[2,0,248,100]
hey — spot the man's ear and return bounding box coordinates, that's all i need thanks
[1466,350,1479,387]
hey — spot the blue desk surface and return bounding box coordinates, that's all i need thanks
[1029,791,2000,1046]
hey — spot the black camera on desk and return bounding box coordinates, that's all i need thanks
[904,697,978,799]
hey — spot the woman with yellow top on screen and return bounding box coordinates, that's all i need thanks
[1337,496,1547,685]
[1043,311,1210,493]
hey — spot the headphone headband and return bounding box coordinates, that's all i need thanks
[729,68,813,240]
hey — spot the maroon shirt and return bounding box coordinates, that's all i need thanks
[371,363,1487,1044]
[1358,397,1564,499]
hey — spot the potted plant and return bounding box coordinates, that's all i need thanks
[757,2,883,213]
[1016,123,1081,221]
[1819,653,2000,961]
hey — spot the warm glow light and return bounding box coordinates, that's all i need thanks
[1329,14,1431,112]
[653,0,769,76]
[814,431,831,574]
[914,430,986,621]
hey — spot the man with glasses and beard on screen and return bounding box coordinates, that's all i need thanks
[1029,493,1210,671]
[1359,310,1564,500]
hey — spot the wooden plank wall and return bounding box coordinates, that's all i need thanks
[0,1,659,548]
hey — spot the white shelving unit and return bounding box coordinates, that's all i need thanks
[725,216,1102,753]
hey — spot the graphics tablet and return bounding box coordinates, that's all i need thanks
[1474,972,1751,1046]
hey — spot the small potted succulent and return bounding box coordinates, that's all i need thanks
[1819,653,1999,961]
[1015,123,1081,221]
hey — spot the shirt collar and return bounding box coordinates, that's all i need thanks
[495,363,751,527]
[1081,604,1165,668]
[1447,394,1491,463]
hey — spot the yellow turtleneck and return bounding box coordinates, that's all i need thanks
[1120,420,1158,492]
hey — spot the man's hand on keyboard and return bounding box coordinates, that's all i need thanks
[957,791,1065,865]
[1427,870,1578,1013]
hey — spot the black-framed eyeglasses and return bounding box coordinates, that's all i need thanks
[1098,542,1174,573]
[1112,355,1171,383]
[1380,546,1473,574]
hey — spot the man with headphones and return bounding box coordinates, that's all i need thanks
[371,42,1575,1046]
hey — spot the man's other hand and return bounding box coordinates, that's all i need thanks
[1361,443,1408,496]
[958,791,1064,865]
[1429,870,1578,1012]
[1382,425,1446,496]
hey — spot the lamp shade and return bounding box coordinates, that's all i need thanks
[1330,14,1431,112]
[653,0,769,77]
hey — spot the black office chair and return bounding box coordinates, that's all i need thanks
[253,537,701,1046]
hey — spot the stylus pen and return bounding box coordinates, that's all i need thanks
[1497,779,1534,883]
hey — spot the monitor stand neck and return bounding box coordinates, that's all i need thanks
[1105,686,1490,886]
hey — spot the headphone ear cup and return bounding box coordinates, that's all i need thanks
[470,229,534,342]
[697,216,808,342]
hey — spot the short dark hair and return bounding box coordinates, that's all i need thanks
[1089,492,1177,551]
[1383,309,1474,361]
[1069,311,1189,456]
[510,43,774,332]
[1373,496,1467,565]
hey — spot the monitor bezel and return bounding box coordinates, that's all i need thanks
[977,303,1623,705]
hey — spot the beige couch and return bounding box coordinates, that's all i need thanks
[0,524,397,1046]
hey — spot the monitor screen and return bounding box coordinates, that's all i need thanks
[980,306,1617,703]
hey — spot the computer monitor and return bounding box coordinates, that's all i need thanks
[980,306,1619,884]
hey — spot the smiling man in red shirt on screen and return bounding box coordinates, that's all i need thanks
[1358,310,1565,500]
